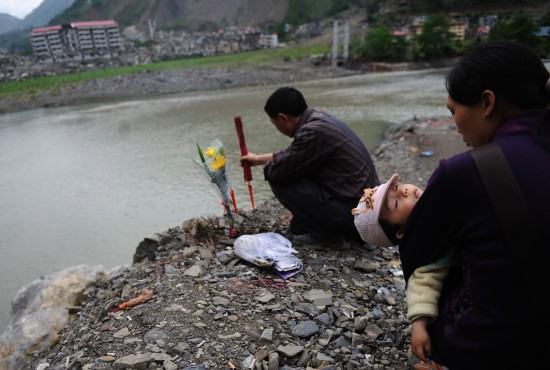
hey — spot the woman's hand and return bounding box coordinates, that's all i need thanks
[411,317,432,362]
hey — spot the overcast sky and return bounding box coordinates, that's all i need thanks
[0,0,42,18]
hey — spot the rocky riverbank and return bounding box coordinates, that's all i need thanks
[0,56,451,115]
[0,59,362,115]
[0,115,464,370]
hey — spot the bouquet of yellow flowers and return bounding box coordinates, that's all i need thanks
[194,139,237,232]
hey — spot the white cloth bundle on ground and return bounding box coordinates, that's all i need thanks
[233,232,303,275]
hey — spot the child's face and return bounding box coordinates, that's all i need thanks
[379,183,423,228]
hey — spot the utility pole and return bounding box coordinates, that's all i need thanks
[332,19,350,68]
[148,19,156,40]
[343,19,349,60]
[332,20,339,68]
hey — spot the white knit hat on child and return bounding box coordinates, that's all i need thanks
[352,174,399,248]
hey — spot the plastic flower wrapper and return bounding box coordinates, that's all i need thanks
[193,139,237,232]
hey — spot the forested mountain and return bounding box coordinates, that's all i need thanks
[18,0,77,30]
[0,0,76,35]
[49,0,550,32]
[0,13,20,34]
[51,0,288,32]
[3,0,549,36]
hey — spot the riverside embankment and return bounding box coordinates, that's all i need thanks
[0,114,465,370]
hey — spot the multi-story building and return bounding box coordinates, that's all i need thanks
[259,33,279,48]
[409,14,468,42]
[30,25,67,62]
[448,13,469,41]
[31,20,122,63]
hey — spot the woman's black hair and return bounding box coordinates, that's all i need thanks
[446,40,550,110]
[264,87,308,119]
[379,218,401,246]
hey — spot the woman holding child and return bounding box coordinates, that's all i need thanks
[354,40,550,369]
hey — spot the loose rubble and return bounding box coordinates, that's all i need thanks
[10,117,463,370]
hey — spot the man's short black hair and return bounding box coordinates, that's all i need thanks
[264,87,308,119]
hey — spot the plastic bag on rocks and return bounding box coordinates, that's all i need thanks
[233,232,303,278]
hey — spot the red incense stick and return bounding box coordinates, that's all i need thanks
[234,116,255,209]
[235,116,252,182]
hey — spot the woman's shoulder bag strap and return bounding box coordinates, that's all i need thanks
[470,142,545,310]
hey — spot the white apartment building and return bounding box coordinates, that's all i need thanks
[31,20,122,63]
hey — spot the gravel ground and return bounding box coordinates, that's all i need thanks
[19,116,466,370]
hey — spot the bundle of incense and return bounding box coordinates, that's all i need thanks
[234,116,255,209]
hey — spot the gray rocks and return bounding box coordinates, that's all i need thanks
[134,235,162,263]
[113,352,172,369]
[0,264,111,370]
[291,320,320,338]
[14,208,413,370]
[303,289,333,306]
[143,328,170,344]
[277,344,304,357]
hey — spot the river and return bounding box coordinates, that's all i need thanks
[0,68,450,331]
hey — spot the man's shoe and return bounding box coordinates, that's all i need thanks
[293,233,348,251]
[288,218,307,236]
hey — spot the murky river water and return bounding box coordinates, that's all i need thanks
[0,68,451,330]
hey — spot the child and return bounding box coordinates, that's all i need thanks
[352,174,452,370]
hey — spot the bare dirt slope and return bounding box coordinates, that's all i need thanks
[145,0,289,29]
